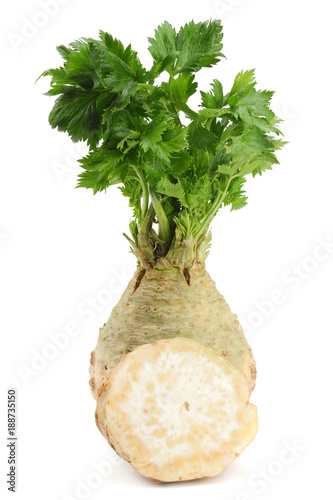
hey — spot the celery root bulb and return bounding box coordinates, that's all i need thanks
[90,264,257,481]
[95,337,257,482]
[90,264,256,398]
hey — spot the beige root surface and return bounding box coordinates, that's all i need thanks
[95,337,258,482]
[90,264,256,398]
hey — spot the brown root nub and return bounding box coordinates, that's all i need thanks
[132,268,146,294]
[182,267,191,285]
[95,337,258,482]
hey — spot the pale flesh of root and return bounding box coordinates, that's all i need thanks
[96,337,258,482]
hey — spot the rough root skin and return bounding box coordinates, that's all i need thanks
[90,264,256,398]
[95,338,258,482]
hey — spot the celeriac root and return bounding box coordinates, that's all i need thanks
[90,264,257,481]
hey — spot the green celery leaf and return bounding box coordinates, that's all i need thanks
[187,117,218,153]
[140,113,172,152]
[148,22,177,73]
[98,31,145,76]
[198,107,229,119]
[120,180,142,220]
[77,148,126,193]
[227,70,280,134]
[49,88,114,148]
[141,164,165,186]
[117,130,140,154]
[156,177,186,200]
[200,79,223,108]
[228,69,256,96]
[169,73,197,103]
[63,39,101,90]
[223,176,248,210]
[159,125,187,152]
[168,151,192,173]
[174,20,224,74]
[148,20,224,76]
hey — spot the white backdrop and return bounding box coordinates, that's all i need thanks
[1,0,333,499]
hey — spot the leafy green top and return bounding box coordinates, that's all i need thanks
[40,20,285,270]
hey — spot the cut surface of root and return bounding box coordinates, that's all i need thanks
[96,337,258,482]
